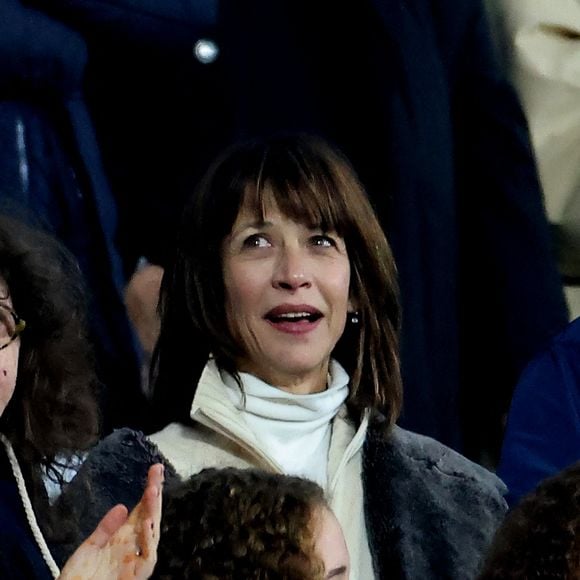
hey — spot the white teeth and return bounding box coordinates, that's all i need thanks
[277,312,311,319]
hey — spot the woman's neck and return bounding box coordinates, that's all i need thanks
[234,361,329,394]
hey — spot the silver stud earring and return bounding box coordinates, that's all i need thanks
[349,311,360,324]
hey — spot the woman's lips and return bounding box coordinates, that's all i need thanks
[264,304,323,335]
[266,316,322,335]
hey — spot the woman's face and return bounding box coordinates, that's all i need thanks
[0,277,19,417]
[314,507,350,579]
[222,202,352,394]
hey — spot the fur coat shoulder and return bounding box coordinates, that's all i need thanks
[57,425,506,578]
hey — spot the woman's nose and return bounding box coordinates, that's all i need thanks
[272,249,312,290]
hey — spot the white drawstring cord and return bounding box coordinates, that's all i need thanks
[0,433,61,578]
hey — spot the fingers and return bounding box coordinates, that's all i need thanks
[127,463,164,523]
[85,504,130,549]
[147,463,165,494]
[147,463,164,534]
[60,465,164,580]
[122,463,163,578]
[141,464,164,553]
[131,517,158,579]
[131,464,164,580]
[124,264,164,354]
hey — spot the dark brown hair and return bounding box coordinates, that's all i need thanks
[153,468,327,579]
[151,134,402,429]
[0,215,99,534]
[478,461,580,579]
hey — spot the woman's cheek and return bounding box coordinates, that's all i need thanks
[0,345,19,415]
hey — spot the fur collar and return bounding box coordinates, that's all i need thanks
[59,426,506,578]
[363,425,507,579]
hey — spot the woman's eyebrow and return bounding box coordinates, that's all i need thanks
[326,566,347,578]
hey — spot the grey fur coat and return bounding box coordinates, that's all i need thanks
[56,425,506,578]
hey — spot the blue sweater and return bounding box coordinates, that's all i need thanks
[498,317,580,506]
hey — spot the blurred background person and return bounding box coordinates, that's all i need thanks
[484,3,580,504]
[498,315,580,507]
[479,461,580,579]
[486,0,580,289]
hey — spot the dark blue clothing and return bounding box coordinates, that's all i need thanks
[498,317,580,506]
[0,450,53,580]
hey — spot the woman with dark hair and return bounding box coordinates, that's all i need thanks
[0,214,163,579]
[154,468,348,579]
[153,134,402,430]
[70,135,507,579]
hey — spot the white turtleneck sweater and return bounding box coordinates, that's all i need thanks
[220,360,349,487]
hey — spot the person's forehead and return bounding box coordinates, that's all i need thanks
[317,507,347,545]
[232,202,294,229]
[233,183,346,235]
[236,193,281,217]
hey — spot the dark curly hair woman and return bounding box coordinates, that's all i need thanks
[479,461,580,579]
[153,468,349,579]
[0,214,163,579]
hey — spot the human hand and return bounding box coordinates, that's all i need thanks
[59,463,164,580]
[125,263,164,355]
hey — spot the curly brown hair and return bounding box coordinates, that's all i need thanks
[153,468,328,579]
[479,461,580,579]
[0,215,99,535]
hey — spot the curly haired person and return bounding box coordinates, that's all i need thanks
[479,461,580,579]
[0,215,163,579]
[153,468,349,579]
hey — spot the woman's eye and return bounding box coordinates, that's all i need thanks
[242,234,271,248]
[310,234,336,248]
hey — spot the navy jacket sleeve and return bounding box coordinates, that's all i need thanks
[24,0,211,53]
[498,318,580,506]
[0,0,87,96]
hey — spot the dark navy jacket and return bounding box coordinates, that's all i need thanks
[498,317,580,506]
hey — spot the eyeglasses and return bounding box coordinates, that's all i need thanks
[0,303,26,351]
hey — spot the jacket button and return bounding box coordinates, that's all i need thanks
[193,39,219,64]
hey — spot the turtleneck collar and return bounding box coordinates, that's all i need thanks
[221,360,349,422]
[220,360,349,486]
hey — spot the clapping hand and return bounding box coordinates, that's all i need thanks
[59,463,164,580]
